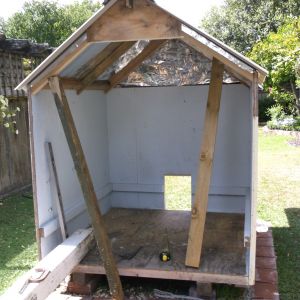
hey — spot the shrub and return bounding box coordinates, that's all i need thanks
[259,94,275,122]
[0,95,20,133]
[266,105,300,131]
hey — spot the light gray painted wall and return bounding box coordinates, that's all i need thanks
[107,85,252,212]
[32,90,110,256]
[33,84,252,256]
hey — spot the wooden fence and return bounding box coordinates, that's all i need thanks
[0,35,52,196]
[0,97,31,196]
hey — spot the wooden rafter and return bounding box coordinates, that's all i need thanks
[185,58,224,268]
[105,39,166,92]
[48,76,124,299]
[77,41,135,94]
[181,32,255,85]
[75,42,122,79]
[31,40,90,95]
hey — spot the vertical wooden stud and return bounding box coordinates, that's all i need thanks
[249,71,259,285]
[48,76,124,299]
[47,142,68,240]
[125,0,133,8]
[27,86,42,259]
[185,58,224,268]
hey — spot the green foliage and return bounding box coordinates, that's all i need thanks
[201,0,300,53]
[0,96,20,134]
[259,94,276,122]
[249,18,300,115]
[63,0,102,36]
[4,0,101,47]
[266,104,300,131]
[258,129,300,297]
[268,104,286,121]
[0,17,6,33]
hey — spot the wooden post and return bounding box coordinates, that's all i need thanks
[48,77,124,299]
[185,58,224,268]
[249,71,259,285]
[47,142,68,240]
[125,0,133,8]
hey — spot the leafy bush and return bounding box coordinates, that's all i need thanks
[267,105,300,131]
[0,96,20,133]
[268,105,285,121]
[259,94,275,122]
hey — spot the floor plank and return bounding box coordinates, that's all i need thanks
[75,209,246,284]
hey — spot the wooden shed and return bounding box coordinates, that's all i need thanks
[16,0,267,296]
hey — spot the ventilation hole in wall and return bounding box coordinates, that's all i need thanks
[164,175,192,211]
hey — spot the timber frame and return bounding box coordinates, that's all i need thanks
[16,0,267,95]
[17,0,266,295]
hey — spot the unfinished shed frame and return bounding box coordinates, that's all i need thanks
[16,0,267,296]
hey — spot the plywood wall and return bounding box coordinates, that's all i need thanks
[107,85,252,212]
[32,84,252,255]
[32,90,111,256]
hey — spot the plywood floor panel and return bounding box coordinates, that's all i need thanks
[75,209,247,285]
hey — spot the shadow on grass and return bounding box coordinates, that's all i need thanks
[0,192,38,293]
[272,208,300,300]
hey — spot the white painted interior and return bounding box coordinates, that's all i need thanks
[107,85,251,212]
[32,90,111,256]
[32,84,253,277]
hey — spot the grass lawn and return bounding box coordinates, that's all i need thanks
[0,193,38,294]
[258,130,300,299]
[0,129,299,298]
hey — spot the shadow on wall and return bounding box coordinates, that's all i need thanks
[272,208,300,299]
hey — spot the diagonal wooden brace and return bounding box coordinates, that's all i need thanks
[185,58,224,268]
[48,76,124,299]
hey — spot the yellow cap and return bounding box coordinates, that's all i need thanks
[162,254,168,262]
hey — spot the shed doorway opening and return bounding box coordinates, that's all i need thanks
[164,176,192,211]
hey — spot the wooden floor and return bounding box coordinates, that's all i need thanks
[74,208,248,285]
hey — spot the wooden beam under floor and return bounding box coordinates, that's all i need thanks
[185,58,224,268]
[3,228,94,300]
[48,76,124,299]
